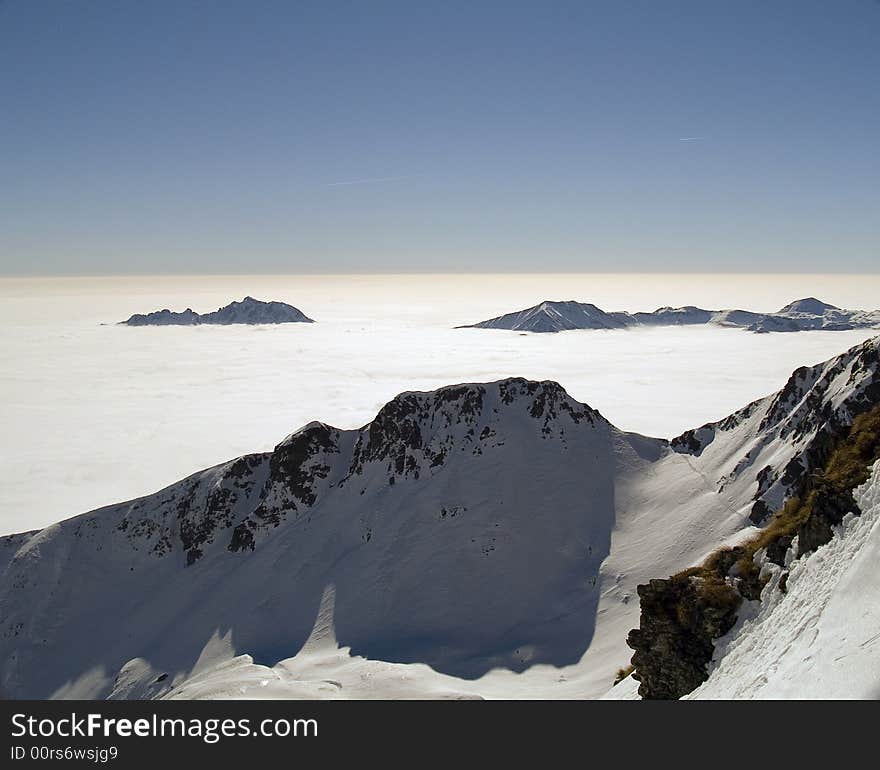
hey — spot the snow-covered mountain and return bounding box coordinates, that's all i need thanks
[455,300,633,332]
[459,297,880,334]
[1,337,878,700]
[122,296,315,326]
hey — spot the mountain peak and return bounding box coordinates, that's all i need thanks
[462,297,880,334]
[122,297,315,326]
[461,300,629,333]
[371,377,600,434]
[778,297,841,315]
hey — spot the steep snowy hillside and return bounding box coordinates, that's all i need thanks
[685,459,880,699]
[1,338,878,700]
[122,296,314,326]
[460,297,880,334]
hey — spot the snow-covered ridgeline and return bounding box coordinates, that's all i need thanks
[460,297,880,334]
[670,335,880,521]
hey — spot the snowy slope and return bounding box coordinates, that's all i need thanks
[685,459,880,700]
[1,338,878,700]
[460,297,880,334]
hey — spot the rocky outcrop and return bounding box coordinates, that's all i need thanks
[627,572,741,700]
[671,337,880,527]
[122,296,315,326]
[627,397,880,699]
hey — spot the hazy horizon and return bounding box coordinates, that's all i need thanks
[4,268,880,278]
[4,271,880,314]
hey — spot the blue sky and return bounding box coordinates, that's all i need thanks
[1,0,878,274]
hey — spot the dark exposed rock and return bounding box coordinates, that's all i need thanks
[185,547,203,566]
[629,368,880,700]
[341,379,595,487]
[231,425,339,545]
[778,572,789,593]
[228,454,263,481]
[670,429,703,455]
[764,534,793,567]
[674,338,880,525]
[760,366,810,432]
[271,423,338,507]
[797,482,860,554]
[228,523,255,553]
[627,574,742,699]
[749,498,771,526]
[669,401,758,457]
[123,308,201,326]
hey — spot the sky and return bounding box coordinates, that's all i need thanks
[0,0,878,275]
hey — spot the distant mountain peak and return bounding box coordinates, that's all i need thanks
[121,297,315,326]
[458,300,630,333]
[461,297,880,334]
[778,297,841,315]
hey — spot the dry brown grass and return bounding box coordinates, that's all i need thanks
[663,403,880,611]
[734,402,880,581]
[613,664,635,686]
[629,402,880,689]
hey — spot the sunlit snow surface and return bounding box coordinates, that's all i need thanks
[685,459,880,700]
[2,272,880,534]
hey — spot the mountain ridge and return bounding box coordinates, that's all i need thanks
[122,296,315,326]
[459,297,880,334]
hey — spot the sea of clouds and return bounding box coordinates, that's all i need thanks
[2,272,878,534]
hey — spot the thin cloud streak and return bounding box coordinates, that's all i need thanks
[324,175,416,187]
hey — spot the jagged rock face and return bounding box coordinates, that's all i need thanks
[630,350,880,701]
[627,575,741,700]
[671,338,880,524]
[122,297,315,326]
[230,424,341,551]
[88,379,605,567]
[124,308,202,326]
[115,452,271,565]
[797,482,858,554]
[628,436,878,700]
